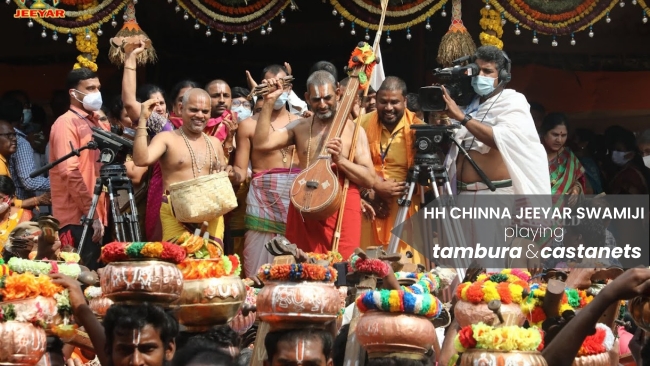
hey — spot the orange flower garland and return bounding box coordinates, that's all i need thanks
[202,0,271,16]
[0,272,63,301]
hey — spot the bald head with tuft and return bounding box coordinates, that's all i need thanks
[378,76,407,97]
[182,88,211,106]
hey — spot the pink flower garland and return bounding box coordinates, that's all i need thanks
[348,254,390,278]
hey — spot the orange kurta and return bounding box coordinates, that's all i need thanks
[49,106,110,228]
[360,109,426,265]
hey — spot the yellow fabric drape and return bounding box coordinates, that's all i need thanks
[160,197,224,242]
[0,209,26,253]
[360,109,426,265]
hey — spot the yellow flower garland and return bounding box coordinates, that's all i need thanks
[73,4,99,72]
[479,8,504,49]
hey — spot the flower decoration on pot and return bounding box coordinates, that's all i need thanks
[174,232,223,260]
[348,253,390,278]
[108,0,157,67]
[479,8,504,49]
[100,241,187,264]
[356,272,444,318]
[306,251,343,264]
[84,286,113,319]
[177,255,241,280]
[454,322,544,353]
[258,262,338,283]
[520,283,593,326]
[7,258,81,279]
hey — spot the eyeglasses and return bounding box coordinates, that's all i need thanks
[232,100,252,108]
[0,133,17,140]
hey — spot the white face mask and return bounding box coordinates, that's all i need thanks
[74,90,103,112]
[273,92,289,110]
[611,150,632,166]
[643,155,650,168]
[232,106,252,122]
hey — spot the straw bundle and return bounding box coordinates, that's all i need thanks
[436,0,476,67]
[108,0,157,66]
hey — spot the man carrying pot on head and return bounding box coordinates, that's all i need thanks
[133,88,237,246]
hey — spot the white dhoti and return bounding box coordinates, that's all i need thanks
[243,168,299,277]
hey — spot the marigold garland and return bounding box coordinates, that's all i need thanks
[0,272,64,301]
[100,242,187,264]
[176,0,290,34]
[258,263,338,283]
[177,255,242,280]
[454,322,544,352]
[174,232,223,259]
[577,323,615,356]
[306,251,343,264]
[479,8,504,49]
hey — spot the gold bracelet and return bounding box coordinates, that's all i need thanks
[136,126,148,130]
[124,66,136,71]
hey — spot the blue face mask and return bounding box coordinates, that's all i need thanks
[471,75,497,97]
[233,106,252,122]
[22,109,32,125]
[274,92,289,110]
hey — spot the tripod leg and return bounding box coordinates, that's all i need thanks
[387,181,417,254]
[78,179,103,256]
[107,179,125,242]
[123,177,142,242]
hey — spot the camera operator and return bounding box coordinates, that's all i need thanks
[49,68,111,270]
[441,46,550,197]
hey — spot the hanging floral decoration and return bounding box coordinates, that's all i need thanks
[73,1,100,72]
[437,0,476,67]
[12,0,130,34]
[174,0,292,35]
[108,0,157,66]
[487,0,622,36]
[479,8,504,49]
[330,0,447,31]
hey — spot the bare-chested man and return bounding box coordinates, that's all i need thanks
[234,64,301,277]
[133,89,235,244]
[253,70,376,259]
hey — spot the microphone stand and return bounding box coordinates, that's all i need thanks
[30,141,99,178]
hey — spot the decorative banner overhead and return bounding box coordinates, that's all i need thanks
[329,0,448,32]
[173,0,293,37]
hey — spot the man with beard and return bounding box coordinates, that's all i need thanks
[205,79,236,147]
[359,77,427,265]
[253,71,376,259]
[133,88,236,244]
[233,64,301,277]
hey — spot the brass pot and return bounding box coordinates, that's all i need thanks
[572,353,611,366]
[356,311,436,355]
[0,321,47,366]
[628,296,650,333]
[88,297,114,319]
[454,300,526,327]
[100,260,184,305]
[460,350,547,366]
[256,281,341,328]
[173,276,246,332]
[1,297,62,329]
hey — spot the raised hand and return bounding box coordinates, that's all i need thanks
[139,97,161,122]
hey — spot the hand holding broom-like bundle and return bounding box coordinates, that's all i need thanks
[247,76,295,100]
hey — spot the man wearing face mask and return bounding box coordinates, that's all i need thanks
[49,68,111,270]
[232,64,301,277]
[637,129,650,169]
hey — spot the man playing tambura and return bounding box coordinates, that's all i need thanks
[233,64,301,277]
[253,71,376,259]
[133,88,236,243]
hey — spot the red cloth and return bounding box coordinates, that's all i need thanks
[285,179,361,259]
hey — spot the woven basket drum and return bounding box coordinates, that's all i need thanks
[169,172,238,223]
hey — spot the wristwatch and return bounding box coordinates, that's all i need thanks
[461,114,472,126]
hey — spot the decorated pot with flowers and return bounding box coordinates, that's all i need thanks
[0,272,75,355]
[569,323,614,366]
[7,258,81,280]
[256,263,341,328]
[84,286,113,319]
[0,321,47,366]
[454,322,546,366]
[173,255,245,332]
[454,269,531,327]
[520,282,593,327]
[99,242,186,305]
[355,271,444,354]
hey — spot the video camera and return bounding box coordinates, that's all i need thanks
[411,124,458,166]
[419,56,479,112]
[91,127,134,165]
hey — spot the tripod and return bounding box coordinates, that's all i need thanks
[387,138,495,281]
[77,163,142,255]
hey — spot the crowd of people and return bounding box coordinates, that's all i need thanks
[0,42,648,366]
